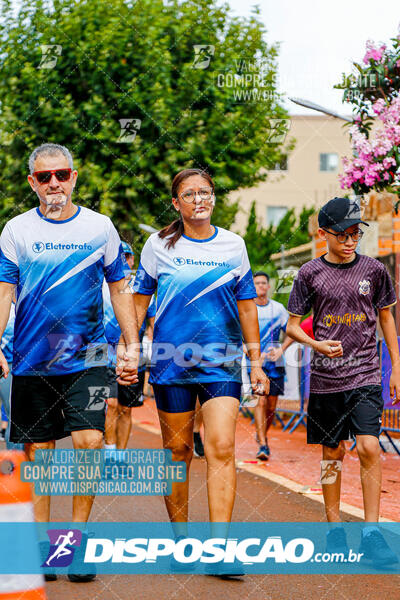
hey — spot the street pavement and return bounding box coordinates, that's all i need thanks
[44,420,400,600]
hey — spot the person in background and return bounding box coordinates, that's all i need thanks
[250,272,293,461]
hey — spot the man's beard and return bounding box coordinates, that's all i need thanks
[43,193,68,218]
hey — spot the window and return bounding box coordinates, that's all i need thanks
[267,206,288,227]
[320,153,338,172]
[271,155,288,171]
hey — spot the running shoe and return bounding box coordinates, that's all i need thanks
[264,439,271,457]
[256,445,269,461]
[326,527,349,555]
[359,529,398,568]
[193,432,204,458]
[204,562,245,579]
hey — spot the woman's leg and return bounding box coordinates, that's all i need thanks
[202,396,239,522]
[158,408,194,522]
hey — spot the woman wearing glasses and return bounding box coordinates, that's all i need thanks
[133,169,267,536]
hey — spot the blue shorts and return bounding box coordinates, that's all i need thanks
[153,381,242,413]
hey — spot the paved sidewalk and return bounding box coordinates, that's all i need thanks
[134,397,400,522]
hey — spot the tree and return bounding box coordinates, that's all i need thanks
[0,0,291,243]
[335,33,400,202]
[243,201,313,272]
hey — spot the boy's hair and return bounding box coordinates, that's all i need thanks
[253,271,270,282]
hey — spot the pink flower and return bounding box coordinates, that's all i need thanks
[372,99,386,115]
[363,40,386,64]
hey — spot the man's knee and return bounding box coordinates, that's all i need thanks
[323,442,346,462]
[117,404,132,418]
[24,441,55,461]
[356,436,379,462]
[72,429,103,449]
[107,397,118,410]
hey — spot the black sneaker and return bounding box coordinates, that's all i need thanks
[204,563,245,579]
[359,529,399,568]
[326,527,349,555]
[256,445,269,461]
[193,432,204,457]
[39,540,57,582]
[68,532,96,582]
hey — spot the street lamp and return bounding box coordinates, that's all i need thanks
[289,97,353,123]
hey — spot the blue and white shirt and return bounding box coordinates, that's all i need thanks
[134,227,256,384]
[103,282,156,371]
[0,206,127,375]
[248,299,288,378]
[1,303,15,365]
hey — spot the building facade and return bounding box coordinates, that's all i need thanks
[232,114,353,234]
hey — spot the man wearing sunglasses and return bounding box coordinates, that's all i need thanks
[0,143,139,582]
[286,196,400,567]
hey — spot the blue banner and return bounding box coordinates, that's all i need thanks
[1,522,399,575]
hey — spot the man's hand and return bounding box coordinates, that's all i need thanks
[250,366,269,396]
[116,342,140,386]
[0,349,9,379]
[390,368,400,405]
[314,340,343,358]
[265,346,283,362]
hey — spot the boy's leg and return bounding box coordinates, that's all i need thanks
[265,395,278,436]
[254,394,267,443]
[321,441,346,522]
[355,434,381,522]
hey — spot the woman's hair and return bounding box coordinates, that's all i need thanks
[158,168,214,249]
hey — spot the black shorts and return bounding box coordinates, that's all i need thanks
[267,376,285,397]
[307,385,383,448]
[9,367,109,443]
[118,370,146,408]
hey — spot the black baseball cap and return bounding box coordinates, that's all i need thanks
[318,197,369,232]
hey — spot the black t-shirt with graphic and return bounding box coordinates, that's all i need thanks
[287,253,396,394]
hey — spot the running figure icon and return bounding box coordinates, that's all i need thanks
[46,531,77,566]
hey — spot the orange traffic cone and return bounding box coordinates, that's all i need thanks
[0,450,47,599]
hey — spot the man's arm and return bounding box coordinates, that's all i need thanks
[237,298,269,395]
[286,315,343,358]
[379,307,400,404]
[265,335,294,362]
[108,279,140,385]
[0,282,15,377]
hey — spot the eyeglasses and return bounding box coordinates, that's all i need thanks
[179,188,214,204]
[322,228,364,243]
[33,168,72,184]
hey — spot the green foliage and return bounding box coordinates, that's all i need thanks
[0,0,290,245]
[243,201,313,272]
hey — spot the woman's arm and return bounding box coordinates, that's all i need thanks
[237,298,269,395]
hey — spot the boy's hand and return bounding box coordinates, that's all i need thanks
[390,369,400,405]
[265,346,283,362]
[314,339,343,358]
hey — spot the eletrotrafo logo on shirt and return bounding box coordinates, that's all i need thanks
[173,257,231,268]
[32,242,93,252]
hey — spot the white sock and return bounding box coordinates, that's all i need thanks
[104,443,116,450]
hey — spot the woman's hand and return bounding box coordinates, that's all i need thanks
[250,366,269,396]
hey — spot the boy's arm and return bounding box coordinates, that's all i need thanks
[379,307,400,404]
[286,315,343,358]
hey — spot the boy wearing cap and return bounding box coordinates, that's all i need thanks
[287,197,400,565]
